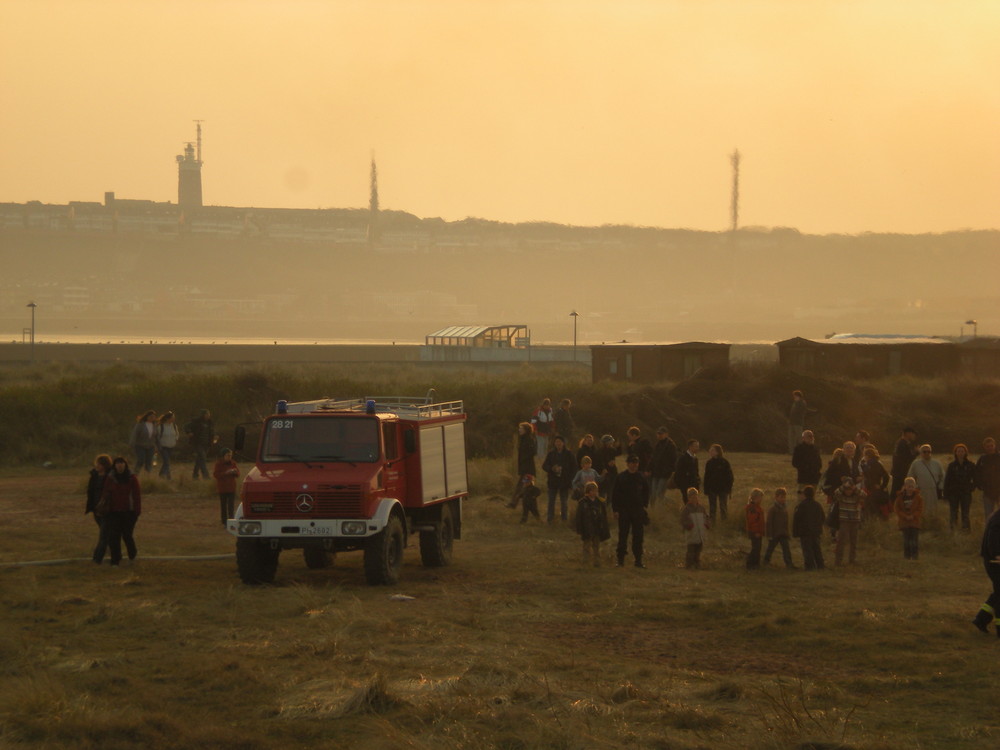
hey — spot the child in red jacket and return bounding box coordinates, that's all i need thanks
[213,449,240,526]
[745,488,765,570]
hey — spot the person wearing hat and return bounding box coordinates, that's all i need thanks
[611,454,650,568]
[649,427,678,509]
[907,444,943,514]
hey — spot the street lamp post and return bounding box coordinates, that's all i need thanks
[570,310,579,362]
[26,302,37,362]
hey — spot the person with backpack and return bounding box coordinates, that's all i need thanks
[155,411,180,480]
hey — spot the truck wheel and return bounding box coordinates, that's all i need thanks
[303,548,333,569]
[237,539,280,584]
[419,503,454,567]
[364,515,404,585]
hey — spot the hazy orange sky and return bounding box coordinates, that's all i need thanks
[2,0,998,234]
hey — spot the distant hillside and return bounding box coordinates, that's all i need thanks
[1,206,997,342]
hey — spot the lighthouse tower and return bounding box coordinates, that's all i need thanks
[176,122,204,209]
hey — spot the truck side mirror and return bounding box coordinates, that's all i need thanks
[404,430,416,454]
[233,425,246,452]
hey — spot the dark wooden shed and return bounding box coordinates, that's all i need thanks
[958,337,1000,376]
[590,342,731,383]
[776,335,958,378]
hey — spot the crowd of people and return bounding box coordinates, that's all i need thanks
[513,393,1000,638]
[85,407,239,566]
[127,408,220,480]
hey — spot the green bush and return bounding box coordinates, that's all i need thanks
[1,361,998,468]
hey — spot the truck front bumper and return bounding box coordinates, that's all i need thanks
[226,517,380,538]
[226,498,401,539]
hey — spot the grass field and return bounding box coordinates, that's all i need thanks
[1,453,996,749]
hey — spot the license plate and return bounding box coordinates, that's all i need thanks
[299,526,333,535]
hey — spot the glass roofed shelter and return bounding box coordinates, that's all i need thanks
[425,325,529,348]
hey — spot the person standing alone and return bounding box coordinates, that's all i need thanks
[185,409,217,480]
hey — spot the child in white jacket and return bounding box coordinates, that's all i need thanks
[680,487,711,569]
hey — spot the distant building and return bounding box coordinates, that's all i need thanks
[958,337,1000,376]
[425,325,529,348]
[590,342,731,383]
[776,334,958,377]
[176,123,204,210]
[422,325,581,364]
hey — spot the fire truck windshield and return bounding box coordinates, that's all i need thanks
[261,416,380,463]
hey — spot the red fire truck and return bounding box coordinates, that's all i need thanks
[228,393,467,585]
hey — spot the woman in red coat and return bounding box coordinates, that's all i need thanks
[99,456,141,566]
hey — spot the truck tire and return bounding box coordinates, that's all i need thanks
[419,503,454,567]
[237,539,280,585]
[303,548,333,569]
[364,515,404,586]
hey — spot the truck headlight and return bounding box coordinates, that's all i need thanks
[238,521,262,535]
[341,521,366,535]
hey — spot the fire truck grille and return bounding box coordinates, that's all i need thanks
[249,486,365,517]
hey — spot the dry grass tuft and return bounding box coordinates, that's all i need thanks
[337,673,405,717]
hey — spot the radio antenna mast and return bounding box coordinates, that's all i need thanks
[194,120,204,163]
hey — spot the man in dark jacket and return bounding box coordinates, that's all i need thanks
[972,503,1000,637]
[673,439,701,504]
[541,436,577,523]
[792,430,822,489]
[976,437,1000,520]
[891,427,918,501]
[625,426,653,473]
[763,488,794,568]
[792,485,826,570]
[553,399,575,445]
[185,409,217,480]
[595,434,621,502]
[611,455,650,568]
[649,427,678,509]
